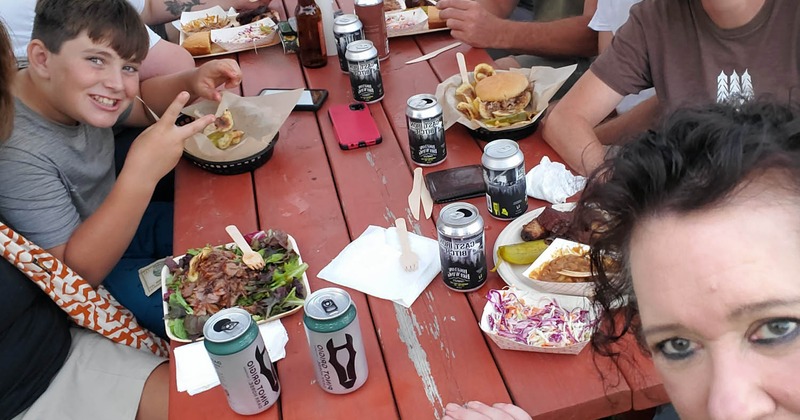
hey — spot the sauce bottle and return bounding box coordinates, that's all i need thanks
[354,0,389,60]
[296,0,328,68]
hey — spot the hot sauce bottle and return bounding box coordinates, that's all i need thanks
[296,0,328,68]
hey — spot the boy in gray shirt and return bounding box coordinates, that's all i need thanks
[0,0,236,338]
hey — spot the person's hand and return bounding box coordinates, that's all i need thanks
[437,0,506,49]
[123,92,215,185]
[443,401,532,420]
[190,59,242,102]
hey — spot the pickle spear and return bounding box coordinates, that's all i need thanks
[493,240,548,271]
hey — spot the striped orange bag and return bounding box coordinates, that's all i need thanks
[0,223,169,357]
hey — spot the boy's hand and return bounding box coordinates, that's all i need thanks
[192,59,243,102]
[123,92,215,186]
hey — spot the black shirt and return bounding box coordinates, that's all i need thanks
[0,256,71,419]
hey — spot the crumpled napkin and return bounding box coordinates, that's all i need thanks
[174,320,289,395]
[317,225,441,307]
[526,156,586,204]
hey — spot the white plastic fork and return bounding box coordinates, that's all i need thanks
[395,218,419,272]
[225,225,266,270]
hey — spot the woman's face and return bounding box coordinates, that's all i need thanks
[629,191,800,419]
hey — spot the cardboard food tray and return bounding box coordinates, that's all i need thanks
[387,6,450,38]
[161,235,311,343]
[176,6,280,58]
[522,238,594,297]
[479,288,594,355]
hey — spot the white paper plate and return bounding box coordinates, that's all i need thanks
[492,202,577,294]
[161,234,310,343]
[211,18,278,52]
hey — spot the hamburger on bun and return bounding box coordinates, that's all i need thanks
[474,72,532,120]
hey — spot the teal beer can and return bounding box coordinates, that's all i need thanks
[203,308,280,415]
[303,288,369,393]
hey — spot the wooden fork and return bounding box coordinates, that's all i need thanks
[395,218,419,272]
[225,225,265,270]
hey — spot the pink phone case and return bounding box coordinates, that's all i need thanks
[328,103,382,150]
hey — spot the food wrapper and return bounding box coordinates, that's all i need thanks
[385,8,428,36]
[212,17,278,51]
[435,64,577,131]
[182,89,302,162]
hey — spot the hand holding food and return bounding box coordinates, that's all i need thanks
[203,109,244,150]
[455,63,535,128]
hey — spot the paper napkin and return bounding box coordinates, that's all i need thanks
[317,225,441,307]
[526,156,586,204]
[174,320,289,395]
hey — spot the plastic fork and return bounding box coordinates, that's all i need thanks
[557,269,592,278]
[395,218,419,272]
[225,225,265,270]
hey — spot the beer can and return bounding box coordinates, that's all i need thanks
[436,202,487,292]
[203,308,280,415]
[482,139,528,220]
[303,288,369,394]
[406,94,446,166]
[333,14,364,73]
[346,40,384,103]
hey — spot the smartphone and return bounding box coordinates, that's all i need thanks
[259,88,328,111]
[328,103,382,150]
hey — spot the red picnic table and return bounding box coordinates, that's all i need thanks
[168,0,669,418]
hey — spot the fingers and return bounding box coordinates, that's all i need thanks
[159,91,192,123]
[443,401,530,420]
[492,403,531,419]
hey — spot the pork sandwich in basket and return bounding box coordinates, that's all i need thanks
[456,64,534,128]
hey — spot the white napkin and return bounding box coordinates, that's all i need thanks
[174,320,289,395]
[317,225,441,307]
[526,156,586,204]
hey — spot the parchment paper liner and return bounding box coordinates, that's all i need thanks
[182,89,302,162]
[435,64,576,131]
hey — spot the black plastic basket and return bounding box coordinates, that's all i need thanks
[467,119,540,142]
[176,113,279,175]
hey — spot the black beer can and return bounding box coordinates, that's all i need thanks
[482,139,527,220]
[406,94,446,166]
[436,202,487,292]
[333,14,364,73]
[345,40,384,103]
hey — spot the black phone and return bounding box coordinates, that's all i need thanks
[259,88,328,111]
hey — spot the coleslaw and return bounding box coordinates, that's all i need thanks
[485,289,596,347]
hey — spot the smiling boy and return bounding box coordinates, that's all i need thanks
[0,0,230,341]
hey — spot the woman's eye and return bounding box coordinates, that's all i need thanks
[750,319,799,344]
[655,337,698,360]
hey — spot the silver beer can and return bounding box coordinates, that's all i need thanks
[345,40,384,103]
[333,14,364,73]
[203,308,280,415]
[303,287,369,394]
[482,139,528,220]
[406,94,446,166]
[436,202,487,292]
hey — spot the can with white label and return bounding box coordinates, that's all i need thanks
[345,40,384,103]
[333,14,364,73]
[203,308,280,415]
[482,139,528,220]
[437,202,487,292]
[406,94,446,166]
[303,287,369,394]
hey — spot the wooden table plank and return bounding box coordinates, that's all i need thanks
[239,39,400,419]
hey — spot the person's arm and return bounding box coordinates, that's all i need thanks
[49,94,215,287]
[542,69,623,176]
[476,0,518,19]
[139,39,195,81]
[597,30,612,53]
[437,0,598,57]
[594,95,659,145]
[125,59,242,127]
[139,0,272,25]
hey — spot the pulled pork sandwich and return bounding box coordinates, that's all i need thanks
[455,64,534,127]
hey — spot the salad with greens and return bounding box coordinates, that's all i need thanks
[164,229,308,341]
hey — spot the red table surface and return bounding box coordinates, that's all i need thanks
[168,1,668,418]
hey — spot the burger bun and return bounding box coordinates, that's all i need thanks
[475,72,530,102]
